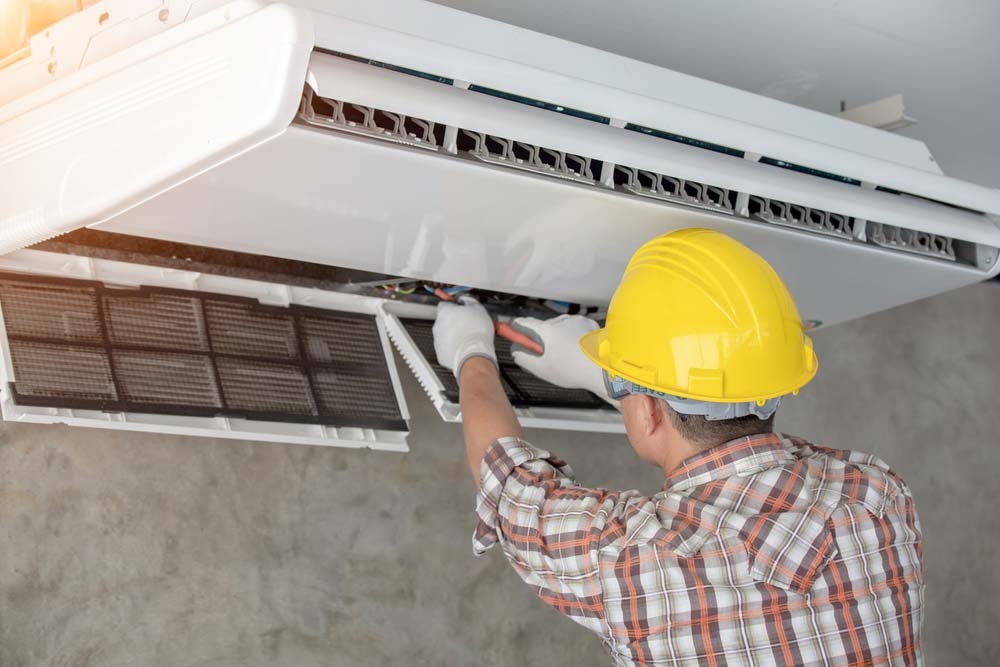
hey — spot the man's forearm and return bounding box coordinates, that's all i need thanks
[459,356,523,486]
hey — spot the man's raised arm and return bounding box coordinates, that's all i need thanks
[432,297,522,484]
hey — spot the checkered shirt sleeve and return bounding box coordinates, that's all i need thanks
[474,436,652,639]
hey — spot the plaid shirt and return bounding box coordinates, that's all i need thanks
[474,433,924,666]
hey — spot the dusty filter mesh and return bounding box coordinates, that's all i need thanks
[398,318,605,410]
[0,275,406,431]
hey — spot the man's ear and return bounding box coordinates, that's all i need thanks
[636,394,662,437]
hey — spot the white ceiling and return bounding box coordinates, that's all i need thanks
[431,0,1000,189]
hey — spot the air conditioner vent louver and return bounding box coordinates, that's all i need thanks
[295,88,992,270]
[299,89,444,151]
[866,222,956,262]
[614,165,736,214]
[748,195,856,240]
[457,129,600,185]
[314,49,1000,221]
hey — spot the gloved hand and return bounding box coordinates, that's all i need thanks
[508,315,613,403]
[433,296,498,381]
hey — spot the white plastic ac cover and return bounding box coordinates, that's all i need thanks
[1,0,999,332]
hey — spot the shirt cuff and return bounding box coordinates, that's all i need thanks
[472,436,572,556]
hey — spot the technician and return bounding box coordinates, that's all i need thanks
[433,228,924,666]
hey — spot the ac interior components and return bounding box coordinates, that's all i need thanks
[383,307,625,434]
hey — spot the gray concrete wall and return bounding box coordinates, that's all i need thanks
[2,281,998,666]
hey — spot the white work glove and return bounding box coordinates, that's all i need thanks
[433,296,497,381]
[509,315,614,404]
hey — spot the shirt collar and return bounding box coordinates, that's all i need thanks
[663,432,795,493]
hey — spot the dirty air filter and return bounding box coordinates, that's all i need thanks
[0,274,406,430]
[397,318,605,409]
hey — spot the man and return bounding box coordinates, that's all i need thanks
[433,228,924,666]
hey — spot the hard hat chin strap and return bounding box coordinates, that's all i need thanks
[603,371,781,421]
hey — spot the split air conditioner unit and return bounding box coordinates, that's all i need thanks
[1,0,998,449]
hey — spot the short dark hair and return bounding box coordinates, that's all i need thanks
[661,400,774,451]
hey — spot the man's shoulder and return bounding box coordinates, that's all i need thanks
[778,433,914,506]
[779,433,903,475]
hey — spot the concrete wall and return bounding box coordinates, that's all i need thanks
[1,281,998,665]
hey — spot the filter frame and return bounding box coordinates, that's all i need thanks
[0,272,407,432]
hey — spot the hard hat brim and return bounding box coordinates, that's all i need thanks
[579,327,818,404]
[578,327,607,372]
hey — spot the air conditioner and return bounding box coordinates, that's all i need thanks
[1,0,998,448]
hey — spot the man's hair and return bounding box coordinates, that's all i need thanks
[660,400,774,451]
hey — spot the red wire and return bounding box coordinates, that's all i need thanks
[434,287,455,301]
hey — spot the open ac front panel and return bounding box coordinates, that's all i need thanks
[0,250,625,451]
[0,250,413,451]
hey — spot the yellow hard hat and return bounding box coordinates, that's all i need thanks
[579,228,817,403]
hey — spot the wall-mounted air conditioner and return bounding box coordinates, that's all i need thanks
[1,0,998,445]
[4,0,999,326]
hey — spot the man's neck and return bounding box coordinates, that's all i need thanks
[659,437,701,477]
